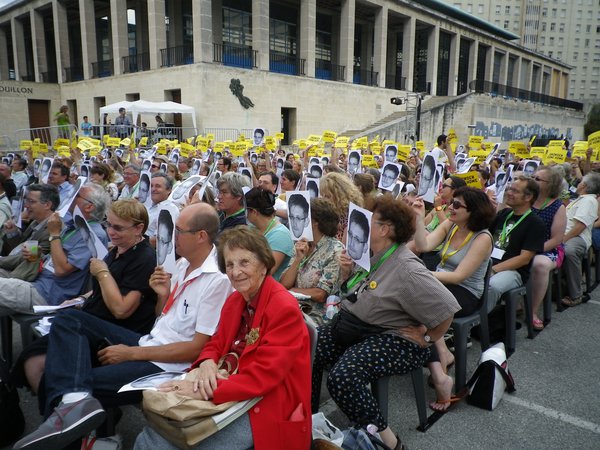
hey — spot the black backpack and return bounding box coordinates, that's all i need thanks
[0,355,25,446]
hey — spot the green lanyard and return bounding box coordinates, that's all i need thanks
[227,208,245,219]
[263,218,277,236]
[499,210,531,246]
[346,243,399,291]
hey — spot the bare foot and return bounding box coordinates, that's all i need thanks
[429,374,454,412]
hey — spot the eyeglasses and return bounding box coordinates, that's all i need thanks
[175,227,202,235]
[24,198,40,205]
[123,171,138,176]
[451,200,467,210]
[105,222,137,232]
[441,184,454,189]
[373,220,391,227]
[533,176,548,183]
[151,164,160,169]
[347,231,367,245]
[76,193,94,205]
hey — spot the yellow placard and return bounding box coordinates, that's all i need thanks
[206,133,215,142]
[139,137,148,147]
[381,140,394,148]
[548,140,565,152]
[508,142,529,158]
[322,131,337,143]
[572,141,589,158]
[397,145,411,162]
[468,135,483,149]
[361,155,374,166]
[264,136,276,151]
[544,149,567,165]
[447,128,458,144]
[307,134,321,144]
[77,140,94,152]
[587,130,600,151]
[529,147,547,159]
[231,142,247,157]
[31,141,41,158]
[370,143,381,155]
[529,135,537,145]
[454,171,483,189]
[120,138,131,147]
[39,143,48,153]
[237,134,246,142]
[196,137,209,149]
[334,137,349,148]
[103,135,110,144]
[469,149,489,164]
[298,139,308,150]
[213,142,225,153]
[155,143,166,155]
[53,138,70,149]
[416,141,426,152]
[89,146,101,157]
[307,147,317,157]
[106,137,120,147]
[275,132,284,141]
[180,142,194,157]
[57,145,70,157]
[19,140,32,150]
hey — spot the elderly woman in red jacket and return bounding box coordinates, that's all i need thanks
[134,226,312,450]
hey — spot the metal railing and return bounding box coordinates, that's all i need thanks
[41,71,58,83]
[213,43,258,69]
[14,124,79,147]
[468,79,583,111]
[20,74,34,81]
[353,68,379,87]
[64,66,84,82]
[160,45,193,67]
[203,128,242,142]
[269,51,305,76]
[122,52,150,74]
[385,74,406,91]
[0,135,15,153]
[91,59,114,78]
[315,60,345,81]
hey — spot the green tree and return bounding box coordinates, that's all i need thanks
[584,104,600,138]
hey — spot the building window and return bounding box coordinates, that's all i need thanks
[495,5,501,14]
[504,20,510,29]
[550,23,555,31]
[542,22,547,31]
[558,37,563,46]
[505,6,510,14]
[222,7,252,47]
[559,24,565,33]
[270,19,296,56]
[574,52,579,60]
[478,4,484,14]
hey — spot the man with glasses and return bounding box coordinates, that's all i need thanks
[47,163,73,204]
[216,172,251,233]
[145,173,179,247]
[0,183,109,316]
[487,176,545,306]
[0,184,59,279]
[288,193,310,239]
[119,164,141,199]
[380,163,400,190]
[14,203,234,450]
[216,157,232,174]
[347,209,370,261]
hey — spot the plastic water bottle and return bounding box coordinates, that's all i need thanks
[325,295,340,319]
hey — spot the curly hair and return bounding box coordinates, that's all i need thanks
[365,195,415,244]
[310,198,339,237]
[320,172,364,217]
[353,173,376,197]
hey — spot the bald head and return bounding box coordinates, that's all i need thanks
[178,202,219,244]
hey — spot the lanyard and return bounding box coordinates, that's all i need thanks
[161,276,198,316]
[346,243,399,291]
[499,209,531,246]
[263,218,277,236]
[539,197,551,210]
[440,226,474,267]
[227,208,245,219]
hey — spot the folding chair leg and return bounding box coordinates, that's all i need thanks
[453,326,469,393]
[410,368,428,432]
[1,316,13,366]
[372,377,390,424]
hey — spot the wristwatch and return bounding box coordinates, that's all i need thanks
[424,334,433,344]
[48,235,61,242]
[435,206,444,212]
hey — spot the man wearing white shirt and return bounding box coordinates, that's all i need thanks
[118,164,141,199]
[14,203,233,450]
[11,157,29,192]
[145,172,179,248]
[431,134,456,172]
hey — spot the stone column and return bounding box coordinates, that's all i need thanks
[79,0,97,79]
[110,0,129,75]
[447,32,459,96]
[252,0,269,70]
[339,0,355,82]
[468,39,479,87]
[11,17,26,80]
[30,9,47,82]
[148,0,167,69]
[513,56,522,90]
[499,52,508,86]
[373,5,387,87]
[402,16,416,92]
[192,0,213,63]
[426,25,439,95]
[212,0,223,47]
[300,0,316,77]
[52,0,70,83]
[0,28,9,80]
[485,44,495,82]
[135,0,149,55]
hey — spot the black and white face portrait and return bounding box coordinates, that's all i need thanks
[379,163,401,190]
[191,158,202,175]
[74,214,97,259]
[309,164,323,179]
[392,181,405,199]
[57,177,84,217]
[384,145,398,163]
[137,172,151,204]
[417,154,437,198]
[456,157,476,174]
[240,168,253,181]
[160,163,168,173]
[306,178,320,199]
[276,157,285,173]
[214,152,223,161]
[156,209,174,266]
[250,152,258,165]
[253,128,265,146]
[142,159,152,172]
[522,160,539,177]
[40,158,53,183]
[495,165,513,204]
[346,204,372,270]
[171,175,202,201]
[170,152,180,165]
[321,156,330,166]
[115,149,123,159]
[347,151,361,175]
[309,157,320,166]
[33,159,42,178]
[287,191,312,240]
[80,164,90,179]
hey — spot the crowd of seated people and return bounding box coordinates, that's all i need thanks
[1,131,599,450]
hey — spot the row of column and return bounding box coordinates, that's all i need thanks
[0,0,567,97]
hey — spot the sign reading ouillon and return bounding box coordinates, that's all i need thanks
[0,85,34,94]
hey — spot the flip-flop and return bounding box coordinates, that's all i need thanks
[533,318,544,331]
[562,296,582,307]
[429,396,462,413]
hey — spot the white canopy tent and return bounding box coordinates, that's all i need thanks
[99,100,198,130]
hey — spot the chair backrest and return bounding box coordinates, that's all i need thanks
[304,314,318,368]
[481,259,494,315]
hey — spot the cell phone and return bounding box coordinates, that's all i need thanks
[96,337,113,352]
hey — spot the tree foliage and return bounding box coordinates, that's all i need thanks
[584,104,600,138]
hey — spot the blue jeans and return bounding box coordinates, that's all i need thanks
[42,309,162,416]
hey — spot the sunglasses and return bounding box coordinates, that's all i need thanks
[451,200,467,210]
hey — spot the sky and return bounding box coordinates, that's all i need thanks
[0,0,16,8]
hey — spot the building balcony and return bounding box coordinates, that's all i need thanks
[160,45,193,67]
[91,60,114,78]
[40,71,58,83]
[385,73,406,90]
[213,43,257,69]
[353,68,379,87]
[315,59,345,81]
[269,51,305,76]
[123,52,150,74]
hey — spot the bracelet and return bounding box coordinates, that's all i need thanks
[95,269,110,279]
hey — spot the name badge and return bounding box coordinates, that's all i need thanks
[491,247,505,260]
[43,257,55,274]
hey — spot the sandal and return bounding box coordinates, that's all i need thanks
[532,318,544,331]
[429,396,462,413]
[561,296,582,307]
[393,435,408,450]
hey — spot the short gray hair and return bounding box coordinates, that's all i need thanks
[151,172,174,190]
[582,173,600,195]
[125,163,141,174]
[82,182,111,221]
[217,172,252,200]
